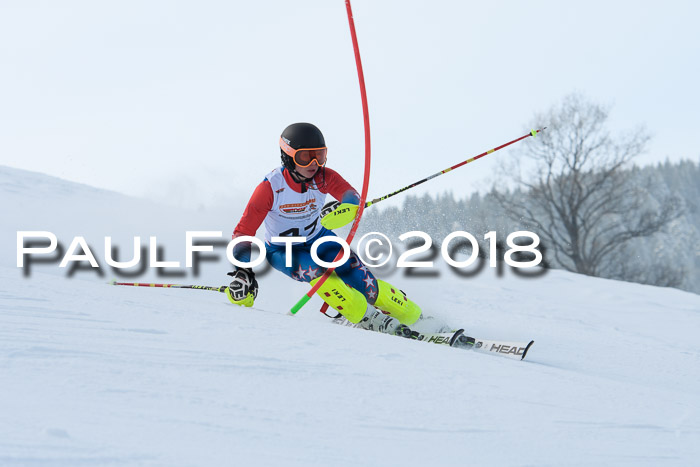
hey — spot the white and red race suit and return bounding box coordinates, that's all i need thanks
[231,166,359,261]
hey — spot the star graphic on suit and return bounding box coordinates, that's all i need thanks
[357,263,370,275]
[295,265,309,281]
[367,289,377,299]
[307,267,320,280]
[363,276,375,289]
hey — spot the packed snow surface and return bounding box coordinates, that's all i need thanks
[2,166,699,466]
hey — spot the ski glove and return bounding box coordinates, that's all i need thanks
[226,268,258,307]
[320,201,359,230]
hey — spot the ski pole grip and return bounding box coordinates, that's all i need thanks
[290,295,312,315]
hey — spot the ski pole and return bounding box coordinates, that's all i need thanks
[110,280,283,315]
[365,128,546,208]
[110,280,226,293]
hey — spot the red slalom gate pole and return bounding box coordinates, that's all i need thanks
[289,0,371,315]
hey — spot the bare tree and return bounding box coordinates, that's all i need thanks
[496,93,683,280]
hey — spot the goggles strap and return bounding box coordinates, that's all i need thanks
[289,166,314,187]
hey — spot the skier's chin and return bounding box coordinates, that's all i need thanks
[297,166,319,179]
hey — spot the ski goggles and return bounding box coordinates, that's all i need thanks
[280,138,327,168]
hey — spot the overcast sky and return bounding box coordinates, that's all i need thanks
[1,0,698,211]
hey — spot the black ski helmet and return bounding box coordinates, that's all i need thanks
[280,122,326,173]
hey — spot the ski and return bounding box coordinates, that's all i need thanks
[450,330,534,360]
[405,329,463,347]
[412,329,534,360]
[330,315,533,360]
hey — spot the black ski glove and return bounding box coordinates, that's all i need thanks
[226,267,258,303]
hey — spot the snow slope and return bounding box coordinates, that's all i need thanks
[2,166,700,466]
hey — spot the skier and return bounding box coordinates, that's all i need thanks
[226,122,423,336]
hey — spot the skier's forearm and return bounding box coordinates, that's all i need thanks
[230,236,252,265]
[340,189,360,205]
[323,168,359,203]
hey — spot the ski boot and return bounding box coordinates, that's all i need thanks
[358,307,412,338]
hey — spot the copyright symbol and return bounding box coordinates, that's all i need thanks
[357,232,393,267]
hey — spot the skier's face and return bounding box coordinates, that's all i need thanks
[295,160,320,179]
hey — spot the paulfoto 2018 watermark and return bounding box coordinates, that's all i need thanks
[16,230,544,276]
